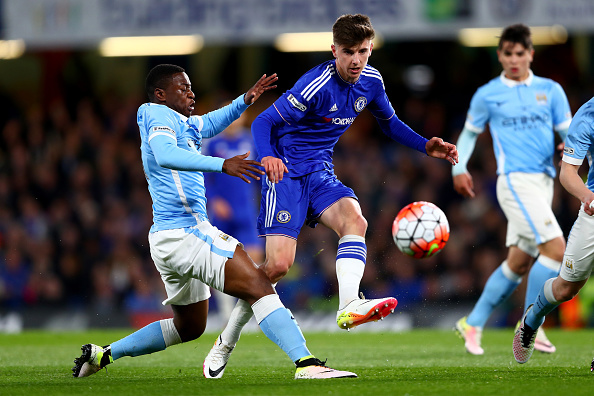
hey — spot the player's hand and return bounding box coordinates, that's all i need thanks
[453,173,475,198]
[262,156,288,183]
[222,151,265,183]
[585,197,594,216]
[426,137,458,165]
[244,74,278,105]
[210,197,233,220]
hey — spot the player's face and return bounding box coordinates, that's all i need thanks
[162,72,195,117]
[331,39,373,83]
[497,41,534,81]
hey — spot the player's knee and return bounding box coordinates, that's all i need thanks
[340,213,367,236]
[540,237,566,262]
[176,318,206,342]
[506,259,530,276]
[265,259,292,283]
[354,214,368,233]
[555,283,580,302]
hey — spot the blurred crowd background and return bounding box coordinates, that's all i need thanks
[2,0,594,332]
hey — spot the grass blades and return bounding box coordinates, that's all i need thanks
[0,329,593,396]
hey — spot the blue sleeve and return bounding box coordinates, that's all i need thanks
[188,95,249,139]
[366,79,427,153]
[550,82,572,133]
[252,104,286,159]
[366,85,396,120]
[149,134,225,172]
[452,127,479,176]
[376,114,428,154]
[465,89,489,132]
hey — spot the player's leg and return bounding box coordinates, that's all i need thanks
[73,227,212,378]
[213,245,356,379]
[206,175,305,369]
[455,246,529,355]
[513,276,586,363]
[458,173,554,354]
[524,236,564,353]
[514,207,594,363]
[205,235,298,378]
[318,195,397,330]
[73,300,207,377]
[527,237,565,311]
[467,246,531,327]
[214,225,264,325]
[319,197,367,307]
[212,237,296,348]
[518,173,565,352]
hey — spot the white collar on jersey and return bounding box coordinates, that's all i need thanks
[499,69,534,88]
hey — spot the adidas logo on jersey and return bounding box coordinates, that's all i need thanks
[329,104,338,112]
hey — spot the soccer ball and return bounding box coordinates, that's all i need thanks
[392,201,450,259]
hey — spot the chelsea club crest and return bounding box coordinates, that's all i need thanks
[277,210,291,223]
[354,97,367,112]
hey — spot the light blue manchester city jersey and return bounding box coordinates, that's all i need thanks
[137,96,248,232]
[465,71,572,178]
[562,97,594,191]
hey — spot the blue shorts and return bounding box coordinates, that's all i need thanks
[257,169,357,239]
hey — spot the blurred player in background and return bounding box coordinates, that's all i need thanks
[204,105,264,322]
[453,24,572,355]
[72,64,357,380]
[514,96,594,364]
[204,13,458,379]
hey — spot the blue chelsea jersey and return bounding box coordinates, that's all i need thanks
[562,97,594,191]
[269,60,395,176]
[465,71,572,178]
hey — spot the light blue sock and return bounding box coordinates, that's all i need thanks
[467,262,521,327]
[524,258,559,312]
[525,278,559,329]
[111,321,166,360]
[258,307,310,362]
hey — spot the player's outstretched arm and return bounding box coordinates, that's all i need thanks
[426,137,458,165]
[222,151,265,184]
[453,173,475,198]
[244,74,278,105]
[560,161,594,216]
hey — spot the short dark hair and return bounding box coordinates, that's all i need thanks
[498,24,532,50]
[145,64,185,101]
[332,14,375,48]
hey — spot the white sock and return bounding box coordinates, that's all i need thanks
[501,260,522,282]
[220,299,253,347]
[251,294,284,324]
[336,235,366,309]
[159,318,182,347]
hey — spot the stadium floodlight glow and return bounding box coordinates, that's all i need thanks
[459,25,568,47]
[0,40,25,59]
[275,32,383,52]
[275,32,333,52]
[99,35,203,57]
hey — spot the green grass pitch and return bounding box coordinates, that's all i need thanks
[0,328,593,395]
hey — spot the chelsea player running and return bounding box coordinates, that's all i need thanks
[204,14,458,378]
[453,24,572,355]
[72,64,357,380]
[514,96,594,364]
